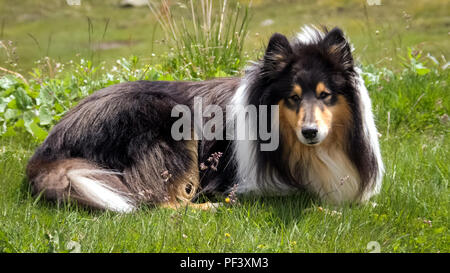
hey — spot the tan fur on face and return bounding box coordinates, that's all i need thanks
[279,85,352,147]
[279,100,301,132]
[316,82,332,103]
[277,84,303,133]
[293,84,302,97]
[315,82,327,95]
[279,91,359,202]
[320,95,352,150]
[315,105,332,135]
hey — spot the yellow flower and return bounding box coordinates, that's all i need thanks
[225,233,231,238]
[225,197,231,203]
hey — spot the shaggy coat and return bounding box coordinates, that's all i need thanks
[26,26,383,212]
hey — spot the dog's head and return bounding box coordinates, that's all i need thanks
[258,27,355,146]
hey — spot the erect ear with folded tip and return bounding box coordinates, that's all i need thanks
[262,33,293,79]
[321,27,354,71]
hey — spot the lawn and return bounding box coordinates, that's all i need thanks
[1,68,448,253]
[0,0,449,253]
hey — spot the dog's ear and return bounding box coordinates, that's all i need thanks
[262,33,293,78]
[321,27,353,71]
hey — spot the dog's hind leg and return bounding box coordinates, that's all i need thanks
[27,158,135,213]
[123,137,217,210]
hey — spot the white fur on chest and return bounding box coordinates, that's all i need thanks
[303,147,361,204]
[233,138,361,204]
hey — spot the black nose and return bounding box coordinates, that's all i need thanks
[302,127,318,139]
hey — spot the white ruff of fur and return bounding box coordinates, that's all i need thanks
[307,147,361,203]
[230,75,294,195]
[231,27,384,204]
[66,169,135,213]
[296,25,355,52]
[229,77,262,194]
[354,67,384,201]
[296,25,325,45]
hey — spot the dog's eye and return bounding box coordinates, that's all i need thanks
[319,92,331,100]
[289,95,302,102]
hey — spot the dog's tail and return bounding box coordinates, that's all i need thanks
[26,158,135,213]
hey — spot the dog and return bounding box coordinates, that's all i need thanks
[26,26,384,212]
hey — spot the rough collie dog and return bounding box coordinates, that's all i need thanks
[26,26,383,212]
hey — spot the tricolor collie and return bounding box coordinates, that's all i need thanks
[26,26,384,212]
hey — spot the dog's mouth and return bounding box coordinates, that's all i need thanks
[296,133,324,146]
[298,137,321,146]
[295,128,328,147]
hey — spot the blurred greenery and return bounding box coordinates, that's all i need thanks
[0,0,448,72]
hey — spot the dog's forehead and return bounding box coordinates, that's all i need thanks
[293,69,329,91]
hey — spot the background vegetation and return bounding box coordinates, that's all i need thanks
[0,0,448,252]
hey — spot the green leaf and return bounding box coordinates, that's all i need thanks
[67,87,79,100]
[54,102,64,114]
[0,76,16,90]
[23,111,34,131]
[4,109,18,121]
[38,106,53,126]
[36,85,54,106]
[14,87,33,110]
[23,111,47,140]
[214,70,228,78]
[0,97,10,112]
[415,67,430,76]
[14,118,24,127]
[29,121,48,141]
[7,98,17,109]
[27,89,40,99]
[2,125,16,137]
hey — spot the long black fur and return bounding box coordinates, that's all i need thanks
[245,27,379,194]
[26,26,381,210]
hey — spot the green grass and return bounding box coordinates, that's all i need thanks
[0,69,448,253]
[0,0,448,253]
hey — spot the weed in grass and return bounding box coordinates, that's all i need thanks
[149,0,250,79]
